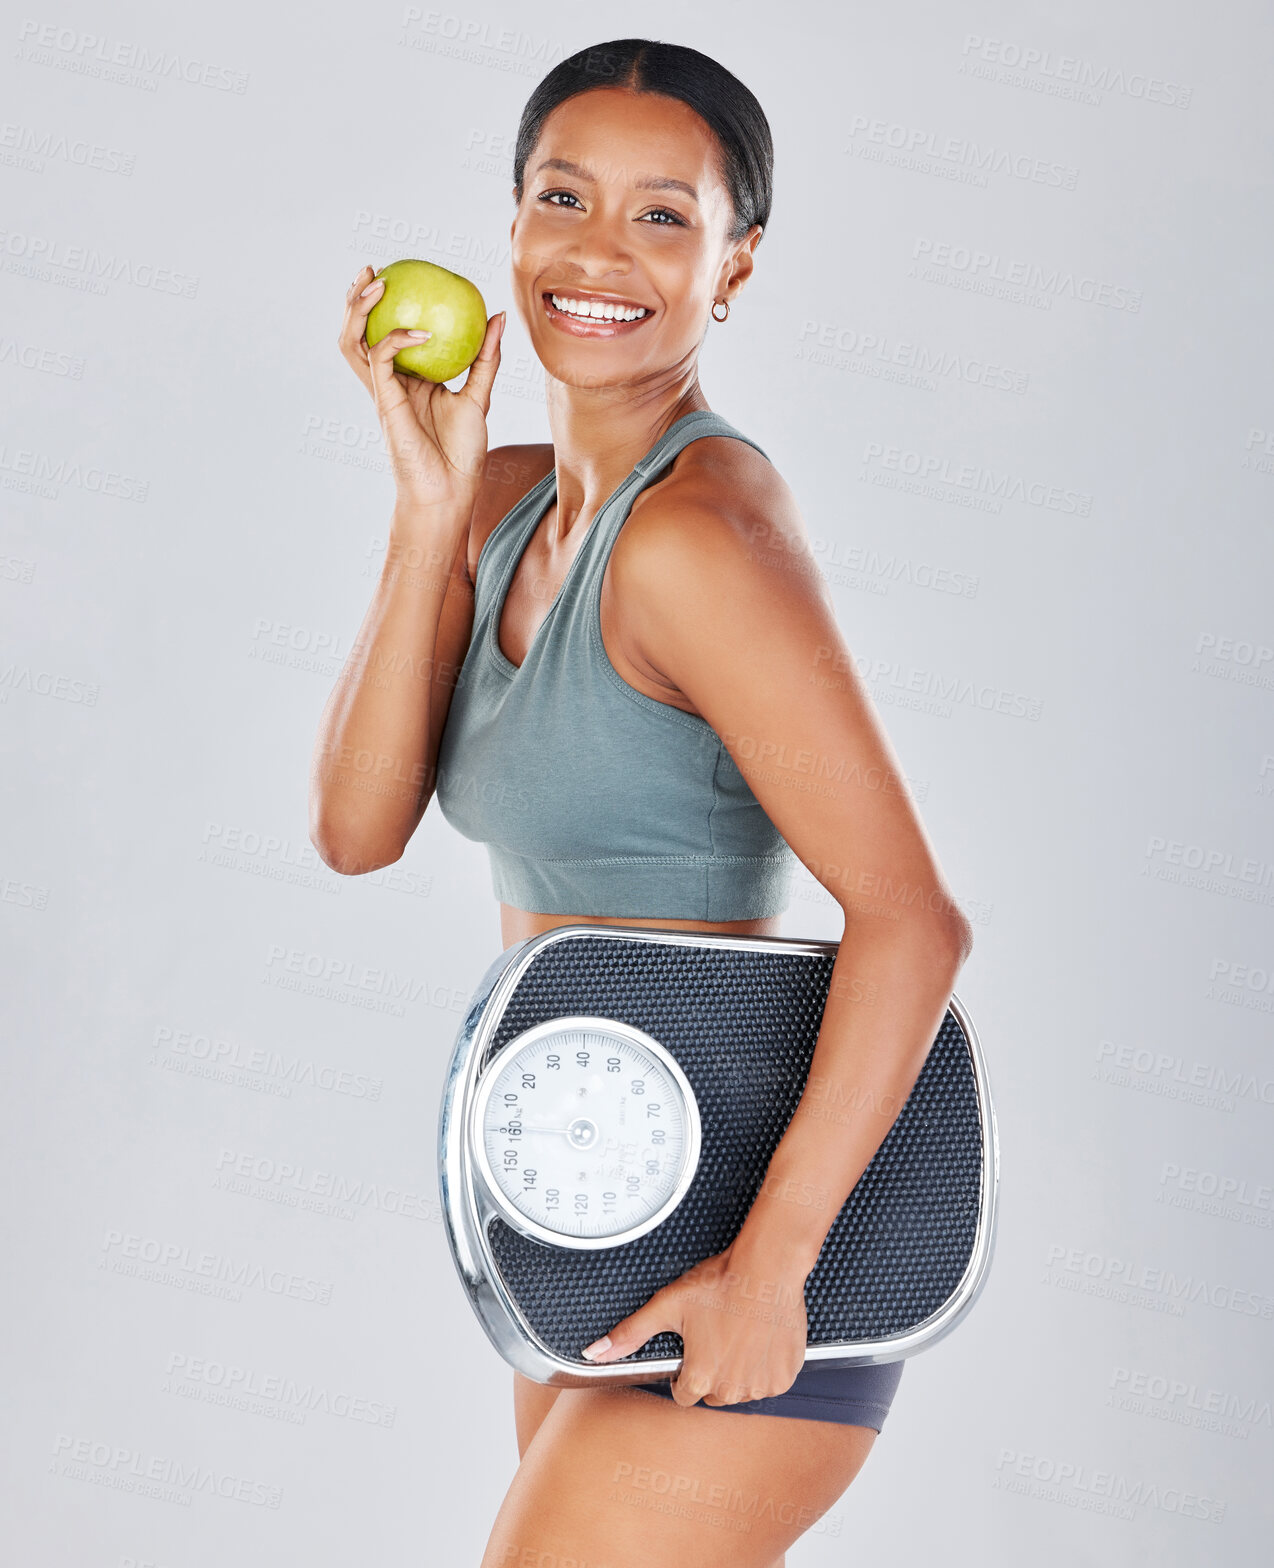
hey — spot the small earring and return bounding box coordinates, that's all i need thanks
[711,298,730,322]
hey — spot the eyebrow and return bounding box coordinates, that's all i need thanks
[532,156,699,203]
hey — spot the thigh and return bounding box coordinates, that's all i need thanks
[513,1370,565,1459]
[483,1382,878,1568]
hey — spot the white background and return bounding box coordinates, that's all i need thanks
[2,1,1271,1562]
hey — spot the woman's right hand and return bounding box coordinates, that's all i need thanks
[338,263,505,511]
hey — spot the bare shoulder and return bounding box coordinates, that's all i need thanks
[465,442,555,586]
[615,432,827,613]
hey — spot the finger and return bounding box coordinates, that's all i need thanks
[338,265,377,335]
[700,1381,756,1407]
[580,1296,672,1364]
[365,328,432,401]
[337,267,388,383]
[343,263,376,302]
[337,270,377,387]
[366,326,433,366]
[456,312,504,418]
[344,263,381,301]
[669,1368,714,1407]
[344,277,386,351]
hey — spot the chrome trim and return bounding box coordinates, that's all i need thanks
[438,923,1000,1387]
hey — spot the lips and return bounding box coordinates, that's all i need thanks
[541,292,655,337]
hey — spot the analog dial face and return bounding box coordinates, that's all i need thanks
[470,1016,701,1249]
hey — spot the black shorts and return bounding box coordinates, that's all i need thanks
[632,1358,905,1430]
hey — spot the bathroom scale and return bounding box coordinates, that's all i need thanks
[438,924,999,1387]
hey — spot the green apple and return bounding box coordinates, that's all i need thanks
[365,258,488,382]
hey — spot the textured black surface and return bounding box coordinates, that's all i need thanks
[481,935,984,1364]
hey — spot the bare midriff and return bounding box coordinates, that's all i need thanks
[499,904,784,950]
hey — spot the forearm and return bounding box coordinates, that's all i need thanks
[309,498,471,871]
[729,913,971,1280]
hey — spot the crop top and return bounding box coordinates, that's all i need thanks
[432,408,798,919]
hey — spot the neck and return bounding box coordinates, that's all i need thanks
[542,376,712,541]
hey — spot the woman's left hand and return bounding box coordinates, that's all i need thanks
[580,1241,809,1407]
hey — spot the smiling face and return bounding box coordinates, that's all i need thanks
[510,86,761,393]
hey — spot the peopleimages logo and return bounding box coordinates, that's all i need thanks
[1206,957,1274,1014]
[260,943,470,1017]
[812,644,1043,722]
[0,440,149,500]
[1108,1367,1272,1437]
[0,120,136,174]
[992,1450,1223,1523]
[1141,835,1274,905]
[211,1147,439,1222]
[910,236,1142,311]
[99,1228,334,1306]
[1192,631,1274,692]
[861,441,1093,515]
[1093,1037,1274,1113]
[152,1021,384,1101]
[0,335,84,378]
[796,319,1029,395]
[164,1352,398,1428]
[1157,1162,1273,1229]
[15,20,250,93]
[957,35,1193,109]
[397,8,568,76]
[846,115,1079,190]
[0,660,100,705]
[51,1433,280,1508]
[0,227,198,296]
[1043,1243,1274,1319]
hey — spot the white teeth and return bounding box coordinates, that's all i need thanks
[549,294,649,322]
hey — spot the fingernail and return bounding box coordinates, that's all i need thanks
[360,280,384,297]
[581,1335,611,1361]
[405,329,431,339]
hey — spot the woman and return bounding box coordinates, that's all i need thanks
[313,38,973,1568]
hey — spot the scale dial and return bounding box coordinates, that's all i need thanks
[469,1015,701,1249]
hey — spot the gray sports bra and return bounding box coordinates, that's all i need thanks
[433,409,798,919]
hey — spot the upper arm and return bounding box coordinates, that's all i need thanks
[613,475,971,949]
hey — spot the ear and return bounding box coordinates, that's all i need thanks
[720,223,763,299]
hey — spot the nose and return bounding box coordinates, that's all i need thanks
[546,209,635,284]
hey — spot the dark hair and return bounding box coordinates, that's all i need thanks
[512,39,773,243]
